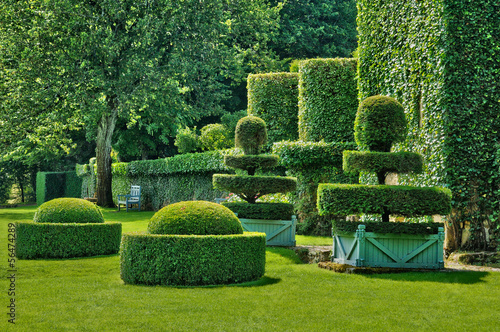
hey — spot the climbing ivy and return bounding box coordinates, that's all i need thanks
[357,0,500,250]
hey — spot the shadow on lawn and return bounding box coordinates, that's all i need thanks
[362,270,490,284]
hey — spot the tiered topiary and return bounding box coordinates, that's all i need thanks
[318,96,451,222]
[213,116,297,219]
[16,198,121,259]
[120,200,266,286]
[317,96,452,269]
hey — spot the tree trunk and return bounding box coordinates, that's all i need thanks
[96,106,118,207]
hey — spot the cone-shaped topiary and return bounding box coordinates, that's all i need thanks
[235,115,268,155]
[354,95,407,152]
[34,198,104,223]
[147,200,243,235]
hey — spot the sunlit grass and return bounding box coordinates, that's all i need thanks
[2,206,499,331]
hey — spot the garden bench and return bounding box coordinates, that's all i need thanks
[117,185,141,212]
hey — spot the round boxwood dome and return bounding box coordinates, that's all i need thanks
[34,198,104,224]
[148,201,243,235]
[235,115,268,155]
[354,95,407,152]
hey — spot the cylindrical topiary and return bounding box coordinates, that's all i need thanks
[147,200,243,235]
[235,115,268,155]
[34,198,104,223]
[354,95,407,152]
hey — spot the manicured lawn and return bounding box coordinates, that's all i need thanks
[2,206,499,331]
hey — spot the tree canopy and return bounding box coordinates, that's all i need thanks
[0,0,281,206]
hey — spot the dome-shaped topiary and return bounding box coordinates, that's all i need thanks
[235,115,268,155]
[34,198,104,223]
[147,200,243,235]
[354,95,407,152]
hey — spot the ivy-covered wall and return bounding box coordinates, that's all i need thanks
[357,0,500,250]
[247,73,299,147]
[298,58,358,143]
[77,151,235,211]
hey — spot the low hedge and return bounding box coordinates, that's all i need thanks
[222,202,294,220]
[120,232,266,286]
[333,220,444,235]
[343,151,423,175]
[15,222,122,259]
[213,174,297,201]
[34,198,104,224]
[317,184,452,216]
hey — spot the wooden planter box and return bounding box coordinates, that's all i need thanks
[239,216,297,247]
[332,224,445,269]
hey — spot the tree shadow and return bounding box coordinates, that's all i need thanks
[361,269,490,284]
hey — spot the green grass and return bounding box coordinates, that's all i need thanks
[2,206,500,331]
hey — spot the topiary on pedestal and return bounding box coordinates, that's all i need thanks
[213,116,297,246]
[16,198,121,259]
[319,95,451,222]
[120,200,266,286]
[317,95,452,269]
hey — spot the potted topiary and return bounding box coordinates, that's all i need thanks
[120,200,266,286]
[317,96,452,269]
[213,115,298,246]
[15,198,122,259]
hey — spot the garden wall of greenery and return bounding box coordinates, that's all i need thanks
[77,151,235,211]
[36,171,82,205]
[357,0,500,250]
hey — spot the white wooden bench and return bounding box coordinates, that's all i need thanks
[117,185,141,212]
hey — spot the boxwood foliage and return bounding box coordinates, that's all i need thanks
[298,58,358,143]
[15,222,122,259]
[147,201,243,235]
[343,151,423,175]
[357,0,500,250]
[120,232,266,286]
[34,198,104,224]
[78,150,236,210]
[333,220,444,235]
[222,202,294,220]
[234,116,268,155]
[247,73,299,146]
[213,174,297,204]
[318,184,452,217]
[272,141,358,235]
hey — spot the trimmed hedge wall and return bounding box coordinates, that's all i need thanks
[247,73,299,146]
[120,232,266,286]
[15,222,122,259]
[357,0,500,250]
[298,58,358,143]
[318,184,452,217]
[343,151,423,175]
[78,150,236,210]
[36,171,83,205]
[333,220,445,235]
[222,202,294,220]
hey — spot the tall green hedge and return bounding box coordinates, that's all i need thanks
[36,171,83,206]
[78,150,236,210]
[357,0,500,250]
[298,58,358,143]
[247,73,299,146]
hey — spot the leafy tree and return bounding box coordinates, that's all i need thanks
[0,0,280,206]
[199,124,233,151]
[269,0,358,60]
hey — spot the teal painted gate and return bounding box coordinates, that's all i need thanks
[239,216,297,247]
[333,225,445,269]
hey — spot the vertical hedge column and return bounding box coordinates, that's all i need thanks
[298,58,358,143]
[247,73,299,147]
